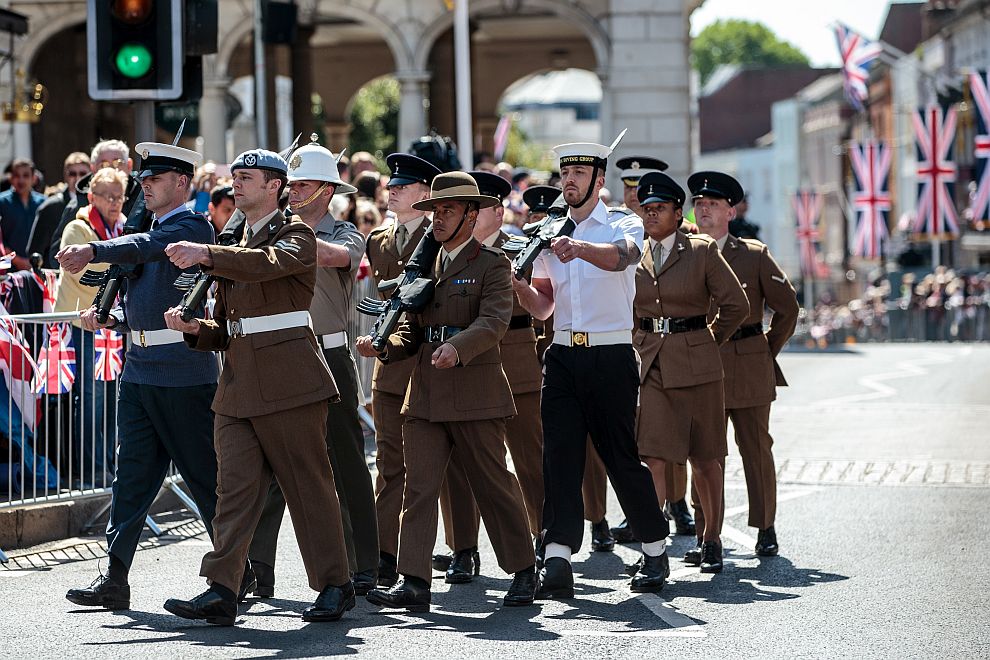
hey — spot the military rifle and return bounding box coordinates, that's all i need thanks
[355,228,443,352]
[501,193,573,280]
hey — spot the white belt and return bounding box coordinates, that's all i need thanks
[320,331,347,349]
[131,328,184,347]
[227,310,312,338]
[551,329,631,348]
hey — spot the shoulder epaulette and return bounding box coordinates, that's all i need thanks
[739,237,767,250]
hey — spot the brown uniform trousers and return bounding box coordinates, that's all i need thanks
[694,235,798,531]
[440,232,544,549]
[188,215,348,593]
[366,219,428,558]
[383,239,534,581]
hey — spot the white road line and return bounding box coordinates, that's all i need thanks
[817,350,954,405]
[720,524,756,551]
[561,628,706,638]
[723,486,820,519]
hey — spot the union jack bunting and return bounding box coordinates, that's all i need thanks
[32,269,58,313]
[834,23,882,111]
[849,140,891,259]
[969,71,990,223]
[913,105,959,236]
[792,190,824,278]
[0,314,39,430]
[35,323,75,394]
[94,328,123,381]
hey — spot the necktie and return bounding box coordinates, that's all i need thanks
[653,243,664,275]
[396,223,408,253]
[442,255,452,272]
[242,224,254,247]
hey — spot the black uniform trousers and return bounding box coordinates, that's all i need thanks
[541,343,668,551]
[249,346,379,576]
[106,380,218,568]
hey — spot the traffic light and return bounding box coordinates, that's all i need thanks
[87,0,184,100]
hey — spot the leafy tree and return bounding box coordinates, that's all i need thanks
[692,19,810,86]
[348,75,399,160]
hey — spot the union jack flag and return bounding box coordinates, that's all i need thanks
[913,105,959,236]
[849,140,891,259]
[33,269,58,313]
[969,71,990,223]
[834,23,882,111]
[93,328,123,381]
[0,314,39,430]
[792,190,824,278]
[34,322,75,394]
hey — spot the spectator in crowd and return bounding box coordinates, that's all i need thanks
[0,159,46,270]
[495,162,513,182]
[354,199,382,237]
[206,185,235,233]
[350,151,378,179]
[189,163,220,213]
[27,152,91,268]
[53,167,127,488]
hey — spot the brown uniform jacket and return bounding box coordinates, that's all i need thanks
[366,219,428,396]
[383,238,516,422]
[187,214,338,418]
[715,234,799,408]
[492,231,541,395]
[633,232,748,389]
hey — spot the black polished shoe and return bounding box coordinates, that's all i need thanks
[756,526,779,556]
[666,499,696,536]
[66,573,130,610]
[303,582,356,622]
[610,518,639,544]
[238,564,257,603]
[378,554,399,588]
[535,557,574,600]
[163,589,237,626]
[432,553,453,572]
[700,541,723,573]
[352,569,378,596]
[630,552,670,593]
[251,561,275,598]
[682,541,703,566]
[624,556,644,577]
[366,577,431,613]
[445,547,480,584]
[590,518,615,552]
[503,568,537,607]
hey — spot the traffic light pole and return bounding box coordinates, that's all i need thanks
[134,100,156,144]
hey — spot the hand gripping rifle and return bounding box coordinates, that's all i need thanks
[355,228,443,352]
[501,193,574,280]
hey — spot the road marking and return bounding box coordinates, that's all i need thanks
[723,486,820,519]
[817,350,954,405]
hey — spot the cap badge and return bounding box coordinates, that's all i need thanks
[141,149,150,158]
[648,184,654,194]
[632,161,640,169]
[310,133,319,143]
[245,153,258,167]
[289,154,302,170]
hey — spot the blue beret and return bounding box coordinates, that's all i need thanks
[231,149,288,175]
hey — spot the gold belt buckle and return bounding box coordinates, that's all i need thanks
[139,330,147,347]
[572,331,588,347]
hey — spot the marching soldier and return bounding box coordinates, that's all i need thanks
[247,137,380,596]
[512,136,670,598]
[161,149,352,625]
[357,172,537,612]
[59,142,226,611]
[690,170,799,558]
[365,153,441,587]
[432,171,544,582]
[631,171,748,574]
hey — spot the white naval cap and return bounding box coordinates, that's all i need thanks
[135,142,202,179]
[552,129,628,168]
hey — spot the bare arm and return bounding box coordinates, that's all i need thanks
[512,276,555,321]
[316,238,353,269]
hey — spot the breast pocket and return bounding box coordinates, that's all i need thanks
[447,284,482,322]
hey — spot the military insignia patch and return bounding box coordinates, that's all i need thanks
[289,154,302,170]
[245,153,258,167]
[453,278,477,285]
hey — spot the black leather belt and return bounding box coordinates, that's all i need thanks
[423,325,464,342]
[639,315,708,334]
[508,314,533,330]
[730,323,764,341]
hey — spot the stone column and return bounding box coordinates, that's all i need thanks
[396,70,431,153]
[199,74,232,163]
[291,24,315,139]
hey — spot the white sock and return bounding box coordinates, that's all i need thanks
[544,542,572,563]
[641,539,667,557]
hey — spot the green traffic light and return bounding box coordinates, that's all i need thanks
[114,43,153,79]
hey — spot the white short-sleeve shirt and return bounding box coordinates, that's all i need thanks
[533,200,643,332]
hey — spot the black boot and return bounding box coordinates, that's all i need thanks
[352,568,379,596]
[503,566,537,607]
[630,552,669,593]
[378,553,399,588]
[66,574,130,610]
[590,518,615,552]
[610,518,639,544]
[366,576,431,613]
[164,587,237,626]
[432,553,453,572]
[700,541,723,573]
[535,557,574,600]
[251,561,275,598]
[445,547,480,584]
[683,540,703,566]
[756,526,779,556]
[237,562,257,603]
[666,499,696,536]
[303,582,356,622]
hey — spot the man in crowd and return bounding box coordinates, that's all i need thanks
[28,152,91,268]
[206,185,235,233]
[0,158,46,270]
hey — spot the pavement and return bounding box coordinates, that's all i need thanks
[2,343,989,658]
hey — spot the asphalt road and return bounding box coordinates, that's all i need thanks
[2,343,988,658]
